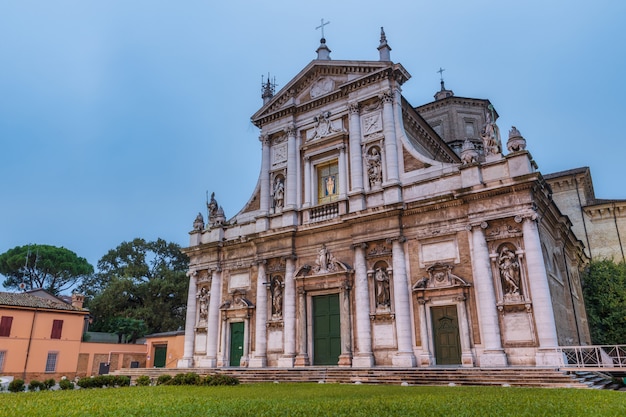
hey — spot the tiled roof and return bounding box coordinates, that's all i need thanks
[0,291,87,313]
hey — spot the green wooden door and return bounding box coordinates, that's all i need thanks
[432,305,462,365]
[229,322,244,367]
[313,293,341,365]
[154,345,167,368]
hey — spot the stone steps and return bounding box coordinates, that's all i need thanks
[112,367,591,388]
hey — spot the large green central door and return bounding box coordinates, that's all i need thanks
[432,305,462,365]
[229,322,244,367]
[313,293,341,365]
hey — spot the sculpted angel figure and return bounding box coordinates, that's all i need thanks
[499,247,521,295]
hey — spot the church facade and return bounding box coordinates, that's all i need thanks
[178,30,590,369]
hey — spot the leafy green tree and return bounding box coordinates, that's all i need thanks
[82,238,189,335]
[581,259,626,345]
[108,317,148,343]
[0,244,93,295]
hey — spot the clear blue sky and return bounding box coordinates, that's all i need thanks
[1,1,624,281]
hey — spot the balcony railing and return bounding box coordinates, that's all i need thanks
[309,202,339,222]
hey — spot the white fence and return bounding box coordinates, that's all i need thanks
[557,345,626,369]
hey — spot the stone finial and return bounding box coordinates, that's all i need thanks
[378,27,392,61]
[316,38,331,60]
[460,139,479,165]
[506,126,527,153]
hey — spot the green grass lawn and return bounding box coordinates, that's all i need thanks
[2,383,625,417]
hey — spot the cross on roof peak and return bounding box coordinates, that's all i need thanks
[316,18,330,40]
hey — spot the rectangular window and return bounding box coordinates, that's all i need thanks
[465,121,475,137]
[0,351,5,372]
[45,352,58,373]
[51,319,63,339]
[317,161,339,204]
[0,316,13,337]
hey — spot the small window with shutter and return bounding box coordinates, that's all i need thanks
[0,316,13,337]
[51,319,64,339]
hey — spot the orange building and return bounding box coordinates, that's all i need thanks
[0,291,147,381]
[144,330,185,369]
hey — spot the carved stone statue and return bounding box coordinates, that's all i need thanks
[498,246,521,297]
[374,267,391,308]
[273,176,284,209]
[270,276,283,318]
[193,212,204,231]
[207,192,218,225]
[366,147,383,187]
[481,107,502,156]
[197,286,209,322]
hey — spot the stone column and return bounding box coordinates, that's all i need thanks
[285,123,297,210]
[381,90,399,183]
[348,102,366,212]
[279,256,296,367]
[178,270,197,368]
[416,298,433,366]
[381,90,401,205]
[391,238,416,367]
[521,216,562,366]
[205,268,222,367]
[338,280,353,366]
[303,156,311,208]
[469,223,507,367]
[260,134,271,213]
[352,244,374,367]
[295,288,309,366]
[338,144,347,200]
[249,261,267,367]
[457,295,475,367]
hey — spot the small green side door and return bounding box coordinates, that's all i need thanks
[154,345,167,368]
[229,322,245,367]
[313,293,341,365]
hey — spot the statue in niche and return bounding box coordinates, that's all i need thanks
[193,212,204,231]
[273,176,284,209]
[270,276,283,318]
[498,246,521,297]
[197,286,209,322]
[374,267,391,308]
[366,147,383,187]
[316,244,332,273]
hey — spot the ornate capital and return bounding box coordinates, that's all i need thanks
[350,242,368,251]
[348,102,360,115]
[186,269,198,278]
[285,122,296,137]
[379,89,394,104]
[386,236,406,244]
[259,133,271,145]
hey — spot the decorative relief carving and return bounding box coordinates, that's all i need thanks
[308,111,342,141]
[412,263,470,291]
[460,139,479,165]
[310,77,334,98]
[362,112,382,136]
[367,242,391,258]
[267,258,286,273]
[272,143,287,167]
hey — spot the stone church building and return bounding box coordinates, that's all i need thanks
[178,29,590,370]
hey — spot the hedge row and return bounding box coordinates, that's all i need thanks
[155,373,239,386]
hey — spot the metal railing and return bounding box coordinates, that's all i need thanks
[556,345,626,369]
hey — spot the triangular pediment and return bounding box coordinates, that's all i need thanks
[251,60,409,127]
